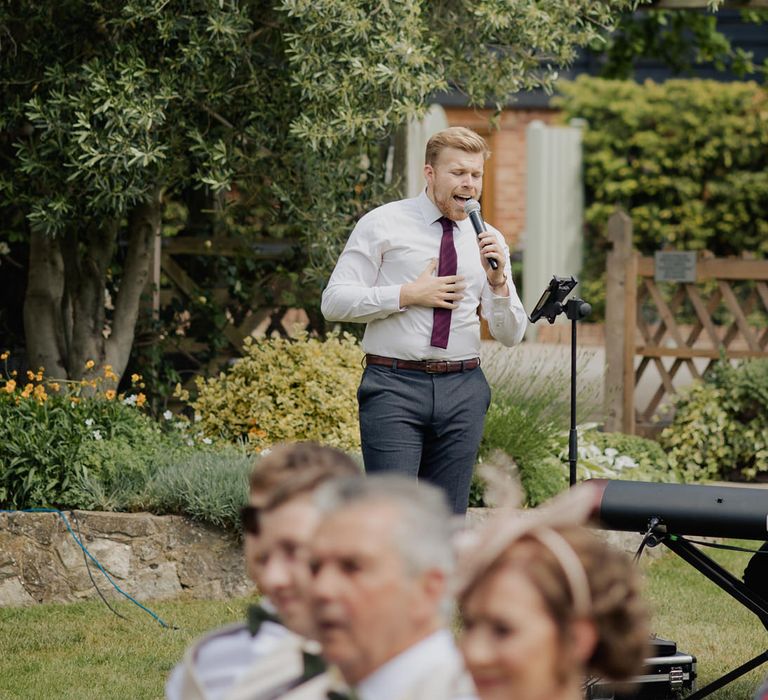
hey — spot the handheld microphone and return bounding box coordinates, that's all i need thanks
[463,199,498,270]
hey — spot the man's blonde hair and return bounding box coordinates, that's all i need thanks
[425,126,490,166]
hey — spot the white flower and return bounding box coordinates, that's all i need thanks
[85,418,94,427]
[163,410,173,421]
[0,242,10,255]
[583,444,602,460]
[202,437,212,445]
[122,394,137,406]
[614,456,638,471]
[92,430,103,441]
[259,447,272,457]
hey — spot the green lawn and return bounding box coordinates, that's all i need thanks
[0,596,253,700]
[638,539,767,699]
[0,541,766,699]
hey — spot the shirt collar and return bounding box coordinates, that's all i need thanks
[355,629,460,700]
[417,189,445,227]
[416,189,473,235]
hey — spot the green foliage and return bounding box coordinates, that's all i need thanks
[575,427,680,482]
[555,77,768,318]
[73,435,193,513]
[145,448,253,533]
[474,344,685,505]
[0,358,199,510]
[477,396,567,507]
[188,331,363,452]
[0,393,87,508]
[592,9,767,80]
[0,390,183,510]
[660,358,768,481]
[474,344,604,507]
[283,0,640,150]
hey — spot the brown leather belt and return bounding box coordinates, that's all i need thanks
[364,354,480,374]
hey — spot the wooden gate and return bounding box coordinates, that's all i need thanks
[145,232,316,388]
[603,209,768,436]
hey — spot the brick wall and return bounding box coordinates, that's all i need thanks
[443,107,558,250]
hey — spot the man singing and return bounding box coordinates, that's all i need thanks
[321,126,527,513]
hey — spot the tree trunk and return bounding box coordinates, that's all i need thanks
[59,222,116,381]
[106,190,162,382]
[23,231,67,378]
[23,192,161,386]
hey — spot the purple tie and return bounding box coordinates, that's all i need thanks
[430,216,457,349]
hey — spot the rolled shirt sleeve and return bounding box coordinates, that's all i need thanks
[479,230,527,347]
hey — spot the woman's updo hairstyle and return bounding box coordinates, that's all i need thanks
[484,526,650,681]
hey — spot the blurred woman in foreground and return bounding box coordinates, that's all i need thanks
[457,484,650,700]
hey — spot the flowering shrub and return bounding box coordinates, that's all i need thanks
[186,331,363,452]
[0,353,187,509]
[571,426,679,483]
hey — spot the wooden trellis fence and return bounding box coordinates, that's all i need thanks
[603,209,768,436]
[145,233,314,386]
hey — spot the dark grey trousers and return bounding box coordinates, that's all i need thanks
[357,364,491,514]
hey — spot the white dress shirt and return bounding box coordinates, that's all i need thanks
[321,190,527,360]
[356,629,477,700]
[165,619,290,700]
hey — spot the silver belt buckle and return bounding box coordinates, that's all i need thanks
[425,361,445,374]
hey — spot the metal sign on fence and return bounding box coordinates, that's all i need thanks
[654,251,697,283]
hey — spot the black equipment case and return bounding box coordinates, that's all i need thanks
[585,637,697,699]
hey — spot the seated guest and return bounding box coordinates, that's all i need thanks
[457,484,650,700]
[166,442,359,700]
[302,474,477,700]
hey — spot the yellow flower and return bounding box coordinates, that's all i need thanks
[26,370,36,381]
[131,373,141,383]
[49,382,60,392]
[105,389,116,401]
[3,379,16,393]
[0,351,8,361]
[85,360,95,370]
[35,371,44,382]
[21,383,33,398]
[33,384,47,403]
[135,393,147,408]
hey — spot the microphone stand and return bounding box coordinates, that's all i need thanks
[528,276,591,487]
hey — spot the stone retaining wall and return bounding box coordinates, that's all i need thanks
[0,510,253,607]
[0,509,652,608]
